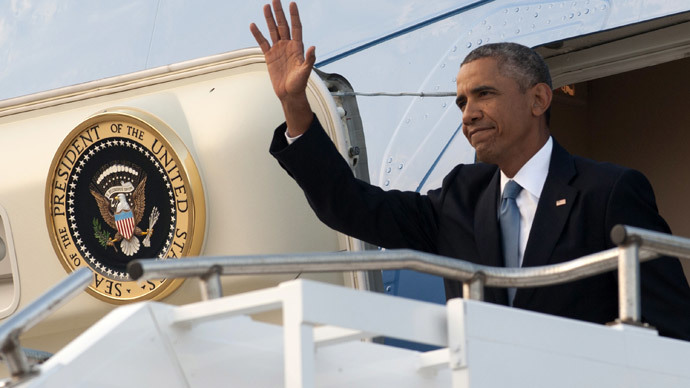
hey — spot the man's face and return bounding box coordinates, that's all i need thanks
[456,57,535,167]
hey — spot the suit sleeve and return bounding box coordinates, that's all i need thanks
[604,169,690,340]
[270,117,441,252]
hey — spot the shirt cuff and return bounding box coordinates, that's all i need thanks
[285,129,303,145]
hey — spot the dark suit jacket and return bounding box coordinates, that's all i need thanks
[270,117,690,341]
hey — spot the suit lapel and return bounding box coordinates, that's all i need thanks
[473,168,508,304]
[516,141,578,305]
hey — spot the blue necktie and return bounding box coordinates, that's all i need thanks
[499,180,522,305]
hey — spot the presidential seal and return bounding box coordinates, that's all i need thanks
[46,108,206,303]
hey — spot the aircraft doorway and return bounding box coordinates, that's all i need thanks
[549,56,690,283]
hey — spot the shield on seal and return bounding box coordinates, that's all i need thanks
[114,210,135,240]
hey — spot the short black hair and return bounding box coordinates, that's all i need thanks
[462,42,552,124]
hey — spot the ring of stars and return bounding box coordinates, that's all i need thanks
[67,137,177,280]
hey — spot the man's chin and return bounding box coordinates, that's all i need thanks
[473,148,495,165]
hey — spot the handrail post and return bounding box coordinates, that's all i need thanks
[1,336,36,381]
[617,243,641,324]
[0,267,92,385]
[462,273,485,301]
[199,266,223,300]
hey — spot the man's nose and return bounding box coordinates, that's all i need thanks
[462,101,482,126]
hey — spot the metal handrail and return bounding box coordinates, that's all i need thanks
[127,224,690,323]
[0,267,92,385]
[0,348,54,364]
[128,247,657,296]
[611,224,690,258]
[609,224,690,324]
[0,225,685,384]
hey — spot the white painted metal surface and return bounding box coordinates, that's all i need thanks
[0,48,352,357]
[2,1,689,188]
[16,279,690,387]
[0,203,20,319]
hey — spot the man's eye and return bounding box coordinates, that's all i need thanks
[457,101,466,110]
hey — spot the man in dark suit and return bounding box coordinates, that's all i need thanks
[250,0,690,340]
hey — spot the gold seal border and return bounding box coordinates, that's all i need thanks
[45,108,206,304]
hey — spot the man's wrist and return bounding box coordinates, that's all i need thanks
[281,93,313,137]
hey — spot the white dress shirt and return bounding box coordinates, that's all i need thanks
[499,137,553,267]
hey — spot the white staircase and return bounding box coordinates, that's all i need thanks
[17,279,690,387]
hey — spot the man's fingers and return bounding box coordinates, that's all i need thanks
[263,4,280,44]
[289,2,302,42]
[273,0,291,40]
[304,46,316,69]
[249,23,271,54]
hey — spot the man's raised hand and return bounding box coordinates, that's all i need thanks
[250,0,315,135]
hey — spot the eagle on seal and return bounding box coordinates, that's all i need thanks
[90,176,150,256]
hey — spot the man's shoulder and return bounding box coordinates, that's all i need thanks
[571,154,629,176]
[427,162,499,200]
[568,152,650,191]
[444,162,498,185]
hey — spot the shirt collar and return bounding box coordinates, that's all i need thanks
[500,137,553,199]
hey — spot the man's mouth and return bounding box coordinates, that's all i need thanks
[468,126,494,141]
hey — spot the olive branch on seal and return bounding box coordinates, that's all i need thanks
[92,218,112,249]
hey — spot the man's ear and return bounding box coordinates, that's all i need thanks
[531,83,553,117]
